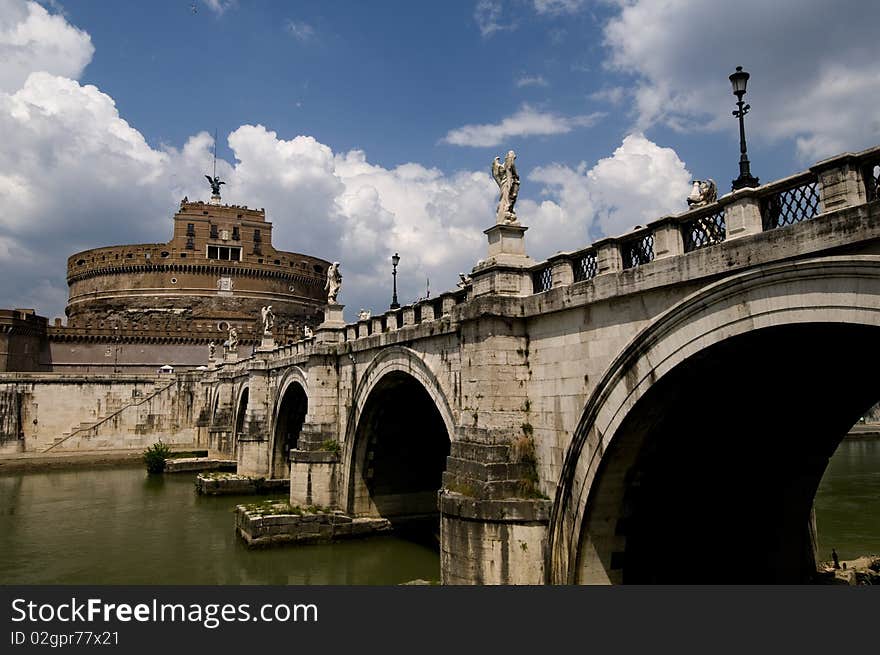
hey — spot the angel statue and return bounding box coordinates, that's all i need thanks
[325,262,342,304]
[227,326,239,352]
[261,305,275,336]
[208,341,216,360]
[205,175,225,196]
[492,150,520,223]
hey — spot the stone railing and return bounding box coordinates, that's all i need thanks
[525,144,880,294]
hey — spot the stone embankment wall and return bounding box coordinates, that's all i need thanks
[0,374,204,453]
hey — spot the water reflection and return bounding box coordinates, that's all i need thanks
[0,466,439,585]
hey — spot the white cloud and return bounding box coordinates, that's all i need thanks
[526,133,691,248]
[516,75,549,88]
[0,0,93,93]
[285,20,315,43]
[533,0,584,15]
[442,104,604,147]
[603,0,880,161]
[474,0,516,38]
[589,86,626,106]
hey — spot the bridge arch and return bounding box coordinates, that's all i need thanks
[342,346,454,524]
[549,256,880,584]
[232,384,249,454]
[270,367,309,479]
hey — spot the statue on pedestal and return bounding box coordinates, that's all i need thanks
[208,341,216,360]
[492,150,520,223]
[303,325,313,338]
[325,262,342,304]
[205,175,225,197]
[226,326,238,353]
[261,305,275,336]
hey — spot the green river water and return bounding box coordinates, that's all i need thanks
[0,438,877,584]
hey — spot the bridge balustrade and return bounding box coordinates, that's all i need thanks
[621,229,655,269]
[572,249,598,282]
[759,171,822,230]
[681,206,727,252]
[531,265,553,293]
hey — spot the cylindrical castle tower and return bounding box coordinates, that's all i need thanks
[50,197,330,372]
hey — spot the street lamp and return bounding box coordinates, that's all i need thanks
[730,66,759,190]
[390,252,400,309]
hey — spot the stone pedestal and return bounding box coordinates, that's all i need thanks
[316,304,345,344]
[210,194,221,205]
[223,350,238,364]
[257,335,275,352]
[471,222,535,298]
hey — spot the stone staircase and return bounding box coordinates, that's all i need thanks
[45,379,180,452]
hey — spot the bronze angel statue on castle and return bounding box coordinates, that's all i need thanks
[205,175,225,196]
[492,150,520,223]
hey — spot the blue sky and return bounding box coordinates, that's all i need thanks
[1,0,879,319]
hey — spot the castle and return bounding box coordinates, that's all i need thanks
[0,189,330,374]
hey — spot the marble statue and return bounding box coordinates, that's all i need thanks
[325,262,342,304]
[492,150,520,223]
[457,272,472,288]
[261,305,275,335]
[208,341,216,360]
[227,326,238,351]
[358,309,371,321]
[687,179,717,208]
[303,325,313,338]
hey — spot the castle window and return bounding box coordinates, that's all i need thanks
[209,225,218,239]
[274,259,280,265]
[313,264,324,274]
[186,223,195,236]
[186,236,195,250]
[232,226,240,240]
[253,229,262,242]
[160,251,169,258]
[207,245,242,261]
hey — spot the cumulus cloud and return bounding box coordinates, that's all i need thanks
[526,133,691,247]
[442,104,604,147]
[603,0,880,161]
[0,0,93,93]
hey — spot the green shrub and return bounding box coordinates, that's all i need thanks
[143,440,172,474]
[320,439,340,454]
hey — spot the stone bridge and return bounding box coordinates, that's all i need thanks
[201,146,880,584]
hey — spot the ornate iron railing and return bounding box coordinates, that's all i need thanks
[622,233,654,269]
[761,176,822,230]
[573,250,598,282]
[682,208,726,252]
[532,266,552,293]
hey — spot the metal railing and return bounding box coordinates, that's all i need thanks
[532,266,553,293]
[573,250,598,282]
[760,173,822,230]
[682,207,726,252]
[621,232,654,269]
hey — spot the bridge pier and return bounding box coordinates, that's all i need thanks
[237,359,272,476]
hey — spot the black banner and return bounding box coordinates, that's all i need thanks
[1,586,875,653]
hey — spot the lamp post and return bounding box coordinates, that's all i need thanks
[390,252,400,310]
[730,66,759,190]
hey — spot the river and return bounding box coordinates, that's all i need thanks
[0,438,877,584]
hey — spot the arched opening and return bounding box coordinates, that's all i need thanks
[576,323,880,584]
[272,382,307,479]
[351,371,451,542]
[234,387,248,446]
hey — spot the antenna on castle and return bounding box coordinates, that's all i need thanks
[212,128,218,180]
